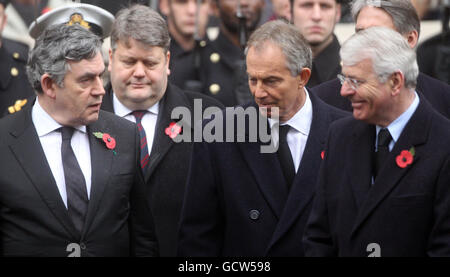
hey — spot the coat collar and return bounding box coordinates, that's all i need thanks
[101,83,193,181]
[238,94,337,249]
[145,83,193,180]
[267,93,336,251]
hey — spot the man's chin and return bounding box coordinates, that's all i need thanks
[83,112,100,125]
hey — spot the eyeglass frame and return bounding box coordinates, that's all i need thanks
[337,74,366,90]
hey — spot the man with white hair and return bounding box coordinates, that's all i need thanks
[303,27,450,257]
[311,0,450,119]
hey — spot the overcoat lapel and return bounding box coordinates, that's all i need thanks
[267,94,332,250]
[348,122,376,209]
[351,100,431,237]
[238,102,288,220]
[82,113,115,238]
[146,84,192,180]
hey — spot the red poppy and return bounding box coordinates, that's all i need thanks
[102,133,116,150]
[321,150,325,160]
[165,122,182,139]
[396,150,413,168]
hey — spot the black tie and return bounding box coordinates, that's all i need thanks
[374,128,392,179]
[60,127,89,235]
[277,125,295,189]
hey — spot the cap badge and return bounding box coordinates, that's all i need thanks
[67,13,90,30]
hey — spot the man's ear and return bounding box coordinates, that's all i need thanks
[108,48,113,72]
[159,0,170,16]
[166,50,171,75]
[390,71,404,96]
[335,3,341,24]
[298,67,311,88]
[406,30,419,48]
[40,73,58,99]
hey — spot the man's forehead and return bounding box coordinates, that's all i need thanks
[296,0,338,3]
[342,58,373,76]
[355,6,395,31]
[68,53,105,71]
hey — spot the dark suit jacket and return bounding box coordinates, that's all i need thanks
[177,93,349,256]
[101,82,224,256]
[303,96,450,256]
[0,104,158,257]
[311,72,450,119]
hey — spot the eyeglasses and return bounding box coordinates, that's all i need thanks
[337,74,366,90]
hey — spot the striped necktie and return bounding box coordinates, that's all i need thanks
[60,126,88,236]
[132,111,150,174]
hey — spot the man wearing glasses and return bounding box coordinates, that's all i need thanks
[303,27,450,257]
[310,0,450,119]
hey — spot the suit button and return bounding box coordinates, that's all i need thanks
[79,242,86,250]
[249,209,260,220]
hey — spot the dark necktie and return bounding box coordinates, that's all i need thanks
[277,125,295,189]
[60,127,88,235]
[132,111,150,174]
[374,128,392,179]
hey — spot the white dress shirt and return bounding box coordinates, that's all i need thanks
[113,93,159,155]
[268,89,313,173]
[32,99,92,208]
[375,91,420,151]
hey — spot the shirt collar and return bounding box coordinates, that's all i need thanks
[268,88,313,136]
[32,97,86,136]
[376,91,420,143]
[112,92,159,117]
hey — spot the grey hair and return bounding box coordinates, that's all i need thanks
[26,23,102,94]
[340,26,419,89]
[111,4,170,53]
[245,20,312,77]
[351,0,420,37]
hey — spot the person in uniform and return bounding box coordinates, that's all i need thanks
[197,0,265,106]
[3,0,71,49]
[159,0,210,92]
[0,0,35,117]
[101,4,223,256]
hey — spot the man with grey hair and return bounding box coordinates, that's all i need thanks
[303,27,450,257]
[0,23,158,256]
[178,20,348,257]
[311,0,450,119]
[100,4,222,257]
